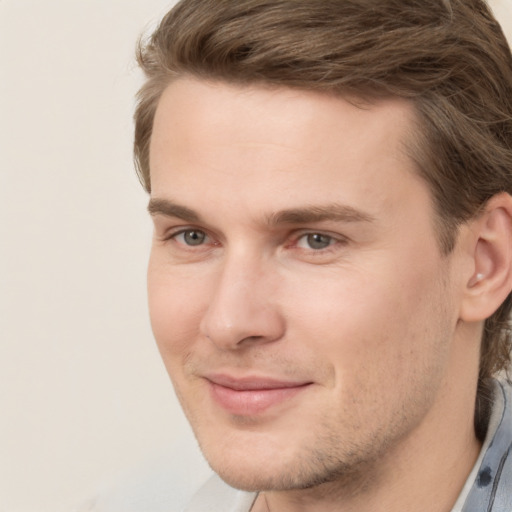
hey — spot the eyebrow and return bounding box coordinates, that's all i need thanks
[266,204,375,225]
[148,198,201,222]
[148,198,375,226]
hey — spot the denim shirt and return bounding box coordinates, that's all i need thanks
[457,378,512,512]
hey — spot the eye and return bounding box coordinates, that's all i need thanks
[297,233,334,250]
[175,229,208,246]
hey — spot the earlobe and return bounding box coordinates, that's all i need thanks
[460,192,512,323]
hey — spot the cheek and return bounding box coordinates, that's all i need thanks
[147,262,209,360]
[283,258,449,377]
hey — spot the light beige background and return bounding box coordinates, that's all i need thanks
[1,1,511,511]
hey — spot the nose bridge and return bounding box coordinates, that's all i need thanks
[200,247,283,349]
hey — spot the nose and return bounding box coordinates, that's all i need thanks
[199,253,285,350]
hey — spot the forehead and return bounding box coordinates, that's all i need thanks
[149,78,428,225]
[150,78,416,158]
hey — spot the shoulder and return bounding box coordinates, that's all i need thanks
[459,377,512,512]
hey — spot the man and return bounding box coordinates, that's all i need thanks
[134,1,512,510]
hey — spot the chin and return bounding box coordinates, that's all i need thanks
[195,431,298,491]
[206,453,367,493]
[195,429,367,493]
[208,458,302,492]
[197,440,274,490]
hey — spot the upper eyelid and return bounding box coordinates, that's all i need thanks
[166,227,211,241]
[293,229,348,243]
[155,223,208,237]
[156,224,348,246]
[151,215,215,236]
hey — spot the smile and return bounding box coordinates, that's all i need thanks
[206,374,313,415]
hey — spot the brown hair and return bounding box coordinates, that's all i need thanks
[134,0,512,386]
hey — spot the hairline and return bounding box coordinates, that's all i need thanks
[143,72,460,255]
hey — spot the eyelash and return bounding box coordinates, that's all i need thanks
[164,227,347,254]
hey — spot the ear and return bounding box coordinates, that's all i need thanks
[460,192,512,322]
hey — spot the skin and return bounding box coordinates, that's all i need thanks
[147,78,487,512]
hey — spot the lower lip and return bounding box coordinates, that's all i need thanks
[208,382,310,415]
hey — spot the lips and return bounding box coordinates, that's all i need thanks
[205,374,312,415]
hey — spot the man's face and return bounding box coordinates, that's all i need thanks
[148,78,464,491]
